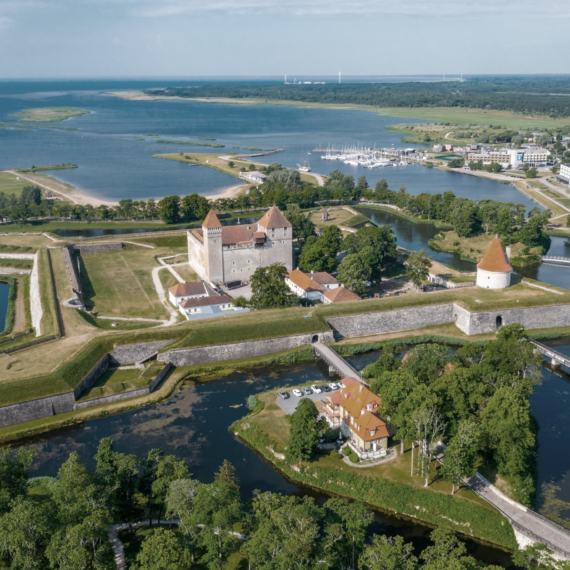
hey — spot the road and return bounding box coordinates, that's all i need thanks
[313,342,364,381]
[151,266,179,327]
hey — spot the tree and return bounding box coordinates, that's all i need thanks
[405,249,432,287]
[285,204,315,244]
[152,455,190,522]
[420,528,483,570]
[0,448,35,514]
[134,528,191,570]
[567,214,570,228]
[158,196,180,224]
[165,478,200,562]
[21,185,42,206]
[0,497,53,569]
[440,420,480,494]
[249,263,298,309]
[228,161,235,168]
[452,200,481,237]
[140,449,164,525]
[336,253,369,296]
[180,193,210,222]
[192,463,242,570]
[525,167,538,179]
[359,534,417,570]
[324,498,373,570]
[512,543,558,570]
[287,398,323,461]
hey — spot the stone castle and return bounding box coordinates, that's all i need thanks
[187,206,293,286]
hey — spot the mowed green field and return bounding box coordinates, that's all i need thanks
[0,171,31,198]
[79,247,169,320]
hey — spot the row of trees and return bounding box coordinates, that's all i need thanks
[362,324,542,505]
[1,438,560,570]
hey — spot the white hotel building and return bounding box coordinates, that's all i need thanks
[466,148,550,169]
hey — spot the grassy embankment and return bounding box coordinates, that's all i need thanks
[16,164,78,173]
[10,107,90,122]
[308,207,371,230]
[429,230,543,267]
[354,204,454,231]
[233,388,518,551]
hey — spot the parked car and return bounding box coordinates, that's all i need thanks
[278,390,289,399]
[329,383,339,390]
[292,389,303,397]
[321,385,331,392]
[302,387,313,395]
[311,384,322,394]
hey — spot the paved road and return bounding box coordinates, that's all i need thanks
[466,475,570,559]
[313,342,363,381]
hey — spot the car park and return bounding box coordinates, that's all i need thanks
[302,387,312,395]
[278,390,289,399]
[311,384,322,393]
[292,389,302,397]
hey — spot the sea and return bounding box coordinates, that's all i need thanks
[0,79,537,209]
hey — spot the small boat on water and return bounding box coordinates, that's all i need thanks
[297,158,311,172]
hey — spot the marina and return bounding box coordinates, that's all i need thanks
[318,145,427,169]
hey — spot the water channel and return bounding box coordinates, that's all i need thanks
[0,281,9,334]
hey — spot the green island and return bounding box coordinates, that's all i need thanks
[10,107,91,122]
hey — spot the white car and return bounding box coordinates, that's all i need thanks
[292,389,303,397]
[311,384,322,394]
[329,383,339,390]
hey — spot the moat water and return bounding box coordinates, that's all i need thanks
[0,281,9,334]
[17,341,570,567]
[0,79,536,210]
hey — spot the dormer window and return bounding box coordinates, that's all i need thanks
[370,430,375,436]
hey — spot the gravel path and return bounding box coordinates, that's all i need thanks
[151,266,179,327]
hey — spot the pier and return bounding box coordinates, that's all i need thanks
[313,342,366,383]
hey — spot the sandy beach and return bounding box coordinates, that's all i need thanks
[5,170,119,207]
[206,184,249,201]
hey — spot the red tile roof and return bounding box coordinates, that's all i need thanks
[169,281,208,297]
[286,269,326,293]
[477,236,513,273]
[202,210,222,229]
[312,272,338,286]
[257,206,292,229]
[324,287,362,303]
[193,226,258,246]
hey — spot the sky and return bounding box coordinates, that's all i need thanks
[0,0,569,78]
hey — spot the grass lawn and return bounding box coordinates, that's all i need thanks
[158,267,179,291]
[434,230,541,262]
[172,263,197,282]
[252,389,498,512]
[513,182,567,217]
[120,525,247,570]
[0,171,33,198]
[79,248,170,320]
[10,107,90,122]
[0,258,34,269]
[308,207,358,228]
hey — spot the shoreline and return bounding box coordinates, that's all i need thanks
[206,183,249,201]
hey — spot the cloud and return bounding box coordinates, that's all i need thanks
[118,0,569,17]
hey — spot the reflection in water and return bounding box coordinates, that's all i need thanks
[357,207,570,290]
[22,353,513,566]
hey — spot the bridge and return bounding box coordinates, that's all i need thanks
[531,340,570,370]
[312,342,366,384]
[542,256,570,266]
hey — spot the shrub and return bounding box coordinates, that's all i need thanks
[349,452,360,464]
[453,240,460,246]
[342,446,351,457]
[246,395,259,411]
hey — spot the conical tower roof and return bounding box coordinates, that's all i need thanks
[477,236,512,273]
[202,209,222,229]
[257,206,292,230]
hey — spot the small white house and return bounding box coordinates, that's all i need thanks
[286,269,361,304]
[178,294,249,320]
[476,236,513,289]
[239,171,267,184]
[168,281,219,307]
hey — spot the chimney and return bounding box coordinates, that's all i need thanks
[506,246,511,261]
[359,384,364,393]
[367,404,372,412]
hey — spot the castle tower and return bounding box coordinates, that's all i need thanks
[257,206,293,272]
[476,235,513,289]
[202,210,224,285]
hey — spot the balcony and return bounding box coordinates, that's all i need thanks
[347,440,387,461]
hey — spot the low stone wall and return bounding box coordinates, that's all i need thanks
[0,392,75,429]
[111,340,175,365]
[158,332,335,367]
[327,304,455,339]
[0,267,32,275]
[74,243,123,254]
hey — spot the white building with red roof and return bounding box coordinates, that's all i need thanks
[286,269,361,304]
[476,236,513,289]
[187,207,293,286]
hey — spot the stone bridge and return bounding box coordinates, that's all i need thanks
[313,342,366,384]
[542,256,570,266]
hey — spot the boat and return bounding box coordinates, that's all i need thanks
[297,158,311,172]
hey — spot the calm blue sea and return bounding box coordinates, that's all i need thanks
[0,79,538,209]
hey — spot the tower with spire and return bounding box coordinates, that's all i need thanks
[476,235,513,289]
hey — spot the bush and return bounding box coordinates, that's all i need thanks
[349,452,360,464]
[246,395,259,411]
[342,446,351,457]
[453,240,460,246]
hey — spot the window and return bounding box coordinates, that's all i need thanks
[370,430,375,436]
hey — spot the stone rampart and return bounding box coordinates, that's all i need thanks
[74,243,123,254]
[0,392,75,429]
[158,332,335,367]
[111,340,175,365]
[72,355,110,399]
[326,304,455,339]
